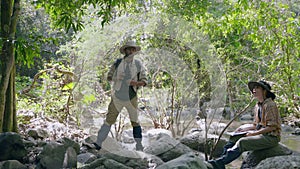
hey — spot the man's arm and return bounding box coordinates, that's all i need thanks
[129,60,147,87]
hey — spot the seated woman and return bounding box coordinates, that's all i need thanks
[208,80,281,169]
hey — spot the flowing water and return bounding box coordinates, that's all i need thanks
[281,132,300,152]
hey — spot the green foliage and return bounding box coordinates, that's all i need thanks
[165,0,299,116]
[83,94,96,104]
[17,62,74,122]
[15,37,40,68]
[16,1,70,77]
[13,0,299,131]
[16,97,43,125]
[60,6,220,138]
[150,71,172,88]
[15,76,31,92]
[62,82,74,90]
[34,0,135,32]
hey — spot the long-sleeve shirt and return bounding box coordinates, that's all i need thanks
[107,58,147,100]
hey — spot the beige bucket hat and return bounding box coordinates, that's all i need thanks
[119,41,141,54]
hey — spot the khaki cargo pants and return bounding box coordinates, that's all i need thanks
[229,134,280,152]
[105,95,140,127]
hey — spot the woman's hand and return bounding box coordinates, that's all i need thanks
[246,131,258,136]
[235,124,257,133]
[235,128,246,132]
[246,126,275,137]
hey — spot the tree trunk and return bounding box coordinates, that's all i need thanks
[3,67,15,132]
[12,66,18,132]
[0,0,20,132]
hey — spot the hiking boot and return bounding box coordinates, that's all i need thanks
[208,146,241,169]
[95,123,111,150]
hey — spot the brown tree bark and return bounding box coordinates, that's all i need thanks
[3,65,17,132]
[3,66,14,132]
[0,0,20,132]
[12,65,18,132]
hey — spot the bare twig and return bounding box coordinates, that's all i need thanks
[209,98,255,159]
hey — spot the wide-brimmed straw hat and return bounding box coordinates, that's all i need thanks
[119,41,141,54]
[248,80,276,100]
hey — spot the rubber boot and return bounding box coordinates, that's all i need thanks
[208,147,241,169]
[133,126,144,151]
[94,123,111,150]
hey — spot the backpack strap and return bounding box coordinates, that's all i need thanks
[114,58,122,68]
[135,59,141,80]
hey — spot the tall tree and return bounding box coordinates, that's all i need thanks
[0,0,132,132]
[0,0,20,132]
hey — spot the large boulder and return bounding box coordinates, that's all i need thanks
[255,155,300,169]
[77,153,97,165]
[0,160,27,169]
[103,159,132,169]
[0,132,26,162]
[101,150,149,168]
[27,128,49,139]
[144,133,193,162]
[36,140,78,169]
[58,137,80,154]
[156,152,207,169]
[241,143,293,168]
[78,150,162,169]
[78,157,132,169]
[180,131,227,157]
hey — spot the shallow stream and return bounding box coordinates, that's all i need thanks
[281,132,300,152]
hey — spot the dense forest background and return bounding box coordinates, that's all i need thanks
[0,0,299,135]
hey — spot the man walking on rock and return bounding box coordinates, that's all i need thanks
[93,40,148,151]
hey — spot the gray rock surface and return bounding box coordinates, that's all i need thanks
[77,153,97,164]
[144,133,193,162]
[0,132,26,162]
[292,128,300,135]
[255,155,300,169]
[156,152,207,169]
[1,126,299,169]
[241,143,293,168]
[36,140,78,169]
[180,131,227,157]
[0,160,27,169]
[27,128,49,139]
